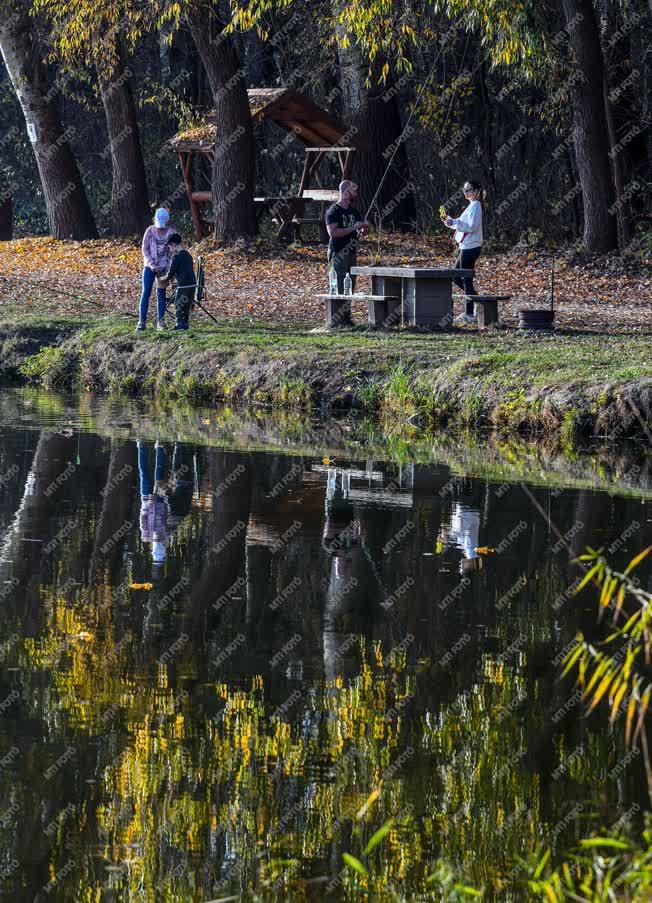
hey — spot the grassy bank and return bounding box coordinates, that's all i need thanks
[1,306,650,440]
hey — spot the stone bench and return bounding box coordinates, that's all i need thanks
[464,295,512,327]
[316,293,399,329]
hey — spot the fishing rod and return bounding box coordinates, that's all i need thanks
[363,27,459,224]
[363,29,497,226]
[0,273,102,307]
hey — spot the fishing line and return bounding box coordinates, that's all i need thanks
[364,33,497,228]
[0,274,102,307]
[363,24,461,224]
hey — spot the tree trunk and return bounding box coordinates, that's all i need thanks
[602,76,629,249]
[0,3,97,239]
[561,0,618,253]
[332,1,416,231]
[186,5,257,241]
[98,39,150,237]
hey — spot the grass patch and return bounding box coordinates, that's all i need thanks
[1,304,650,439]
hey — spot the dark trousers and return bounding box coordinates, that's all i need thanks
[174,288,193,327]
[453,246,481,314]
[328,246,357,294]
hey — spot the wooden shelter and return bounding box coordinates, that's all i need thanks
[165,87,367,240]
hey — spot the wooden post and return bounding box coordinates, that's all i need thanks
[179,151,204,241]
[342,150,354,180]
[0,196,12,241]
[297,153,311,196]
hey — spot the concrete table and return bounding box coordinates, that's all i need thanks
[351,266,474,327]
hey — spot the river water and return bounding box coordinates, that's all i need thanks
[0,388,650,901]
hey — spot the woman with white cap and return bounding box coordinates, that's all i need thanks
[137,207,176,331]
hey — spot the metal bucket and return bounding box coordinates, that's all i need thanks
[518,309,555,330]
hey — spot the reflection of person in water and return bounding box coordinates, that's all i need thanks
[138,441,194,567]
[322,467,366,681]
[439,502,482,574]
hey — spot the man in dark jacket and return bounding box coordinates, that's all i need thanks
[159,233,195,330]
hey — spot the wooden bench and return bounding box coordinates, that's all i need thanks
[316,293,399,329]
[464,295,511,327]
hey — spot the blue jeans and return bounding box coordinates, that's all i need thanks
[138,442,166,496]
[139,266,167,324]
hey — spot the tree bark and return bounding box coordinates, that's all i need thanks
[0,2,97,239]
[332,1,416,231]
[186,4,257,241]
[561,0,618,253]
[98,38,150,237]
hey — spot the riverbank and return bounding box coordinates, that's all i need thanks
[1,307,650,441]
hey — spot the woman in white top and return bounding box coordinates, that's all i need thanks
[441,180,485,323]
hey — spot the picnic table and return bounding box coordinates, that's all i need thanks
[254,189,339,241]
[351,266,474,327]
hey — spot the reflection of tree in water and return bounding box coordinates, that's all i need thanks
[0,432,648,899]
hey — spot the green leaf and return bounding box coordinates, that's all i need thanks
[533,848,551,878]
[342,853,369,877]
[363,819,394,856]
[574,562,601,594]
[452,883,483,897]
[579,837,630,850]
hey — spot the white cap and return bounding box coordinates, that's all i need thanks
[152,540,167,563]
[154,208,170,228]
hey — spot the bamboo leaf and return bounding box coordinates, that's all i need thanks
[586,668,617,714]
[362,819,394,856]
[356,787,381,820]
[625,693,638,746]
[624,545,652,575]
[533,848,551,878]
[574,562,601,594]
[582,657,612,699]
[452,884,483,897]
[614,583,627,620]
[342,853,368,877]
[561,643,584,678]
[579,837,630,850]
[621,609,642,635]
[610,679,628,724]
[633,685,650,744]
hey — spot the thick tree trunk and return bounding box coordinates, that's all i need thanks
[332,1,416,231]
[561,0,618,253]
[0,3,97,239]
[186,5,257,241]
[98,39,150,237]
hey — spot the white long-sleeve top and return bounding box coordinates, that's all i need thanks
[445,199,483,249]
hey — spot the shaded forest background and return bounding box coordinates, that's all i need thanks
[0,0,650,254]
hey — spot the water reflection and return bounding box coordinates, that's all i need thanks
[0,394,649,900]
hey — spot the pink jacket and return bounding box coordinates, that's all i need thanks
[142,225,175,272]
[140,496,170,543]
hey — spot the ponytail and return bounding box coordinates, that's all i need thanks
[466,179,486,207]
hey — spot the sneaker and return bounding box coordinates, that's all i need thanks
[136,321,146,332]
[156,320,166,331]
[454,312,477,324]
